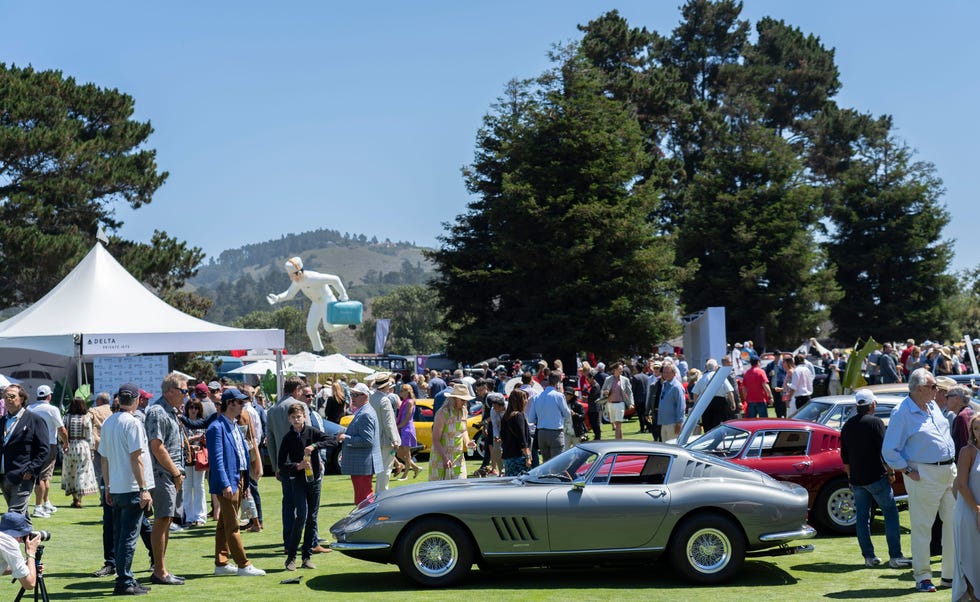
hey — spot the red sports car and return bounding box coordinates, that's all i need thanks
[685,419,906,534]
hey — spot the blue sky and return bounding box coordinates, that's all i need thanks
[4,1,978,271]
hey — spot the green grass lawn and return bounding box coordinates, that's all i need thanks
[27,420,940,601]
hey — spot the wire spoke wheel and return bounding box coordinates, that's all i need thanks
[685,527,732,574]
[412,530,459,578]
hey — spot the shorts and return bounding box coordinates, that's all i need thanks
[608,401,625,423]
[151,472,182,518]
[38,445,58,480]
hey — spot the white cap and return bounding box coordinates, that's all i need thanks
[351,383,371,396]
[854,388,876,406]
[36,385,52,398]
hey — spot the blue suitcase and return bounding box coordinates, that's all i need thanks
[327,300,363,325]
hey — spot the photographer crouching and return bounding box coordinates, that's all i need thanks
[0,512,41,590]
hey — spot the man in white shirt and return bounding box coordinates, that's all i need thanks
[99,383,155,596]
[26,385,68,518]
[0,512,41,591]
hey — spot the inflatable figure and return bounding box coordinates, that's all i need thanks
[267,257,351,352]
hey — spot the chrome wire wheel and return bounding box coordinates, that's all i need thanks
[685,527,732,574]
[412,530,459,578]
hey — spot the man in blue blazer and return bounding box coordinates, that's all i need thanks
[0,384,49,522]
[206,388,265,577]
[337,383,382,504]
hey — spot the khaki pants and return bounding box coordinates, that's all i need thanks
[905,462,956,583]
[214,473,250,568]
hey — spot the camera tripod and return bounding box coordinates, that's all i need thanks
[14,544,48,602]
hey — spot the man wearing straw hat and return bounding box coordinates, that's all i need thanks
[368,373,401,492]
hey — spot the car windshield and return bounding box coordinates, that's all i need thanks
[686,425,751,459]
[525,447,599,482]
[792,401,837,424]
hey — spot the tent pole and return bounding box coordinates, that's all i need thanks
[275,349,284,403]
[74,334,83,410]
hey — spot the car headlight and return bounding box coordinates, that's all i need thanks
[344,503,379,533]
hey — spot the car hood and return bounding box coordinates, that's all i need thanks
[377,477,519,500]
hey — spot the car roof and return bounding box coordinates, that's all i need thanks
[721,418,840,435]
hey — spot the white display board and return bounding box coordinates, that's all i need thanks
[94,355,170,401]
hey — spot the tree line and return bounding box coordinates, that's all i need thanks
[427,0,961,363]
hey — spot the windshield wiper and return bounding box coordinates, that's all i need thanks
[535,473,572,482]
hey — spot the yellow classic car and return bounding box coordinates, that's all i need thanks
[340,398,485,458]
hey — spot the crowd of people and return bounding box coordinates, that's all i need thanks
[0,338,977,596]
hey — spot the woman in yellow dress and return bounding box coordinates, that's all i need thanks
[429,383,476,481]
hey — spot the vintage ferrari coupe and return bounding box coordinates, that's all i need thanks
[331,440,814,587]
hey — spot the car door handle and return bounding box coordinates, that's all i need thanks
[647,490,667,498]
[793,461,811,471]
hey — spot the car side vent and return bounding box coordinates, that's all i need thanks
[682,459,711,479]
[491,516,538,541]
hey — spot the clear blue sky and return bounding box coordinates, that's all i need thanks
[4,1,978,271]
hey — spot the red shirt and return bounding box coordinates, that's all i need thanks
[742,366,770,403]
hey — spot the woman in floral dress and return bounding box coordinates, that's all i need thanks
[62,396,98,507]
[428,383,476,481]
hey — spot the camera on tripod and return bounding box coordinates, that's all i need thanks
[29,531,50,543]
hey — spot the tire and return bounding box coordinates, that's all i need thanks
[396,518,474,587]
[328,447,342,474]
[669,514,745,584]
[813,477,856,534]
[471,431,487,461]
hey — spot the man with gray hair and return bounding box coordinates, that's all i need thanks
[882,368,956,593]
[946,384,975,460]
[691,359,735,432]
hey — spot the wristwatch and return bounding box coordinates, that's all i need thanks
[904,467,915,475]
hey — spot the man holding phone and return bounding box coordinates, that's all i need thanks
[99,383,155,596]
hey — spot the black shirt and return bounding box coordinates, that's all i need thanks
[278,425,333,477]
[499,413,531,459]
[840,412,888,486]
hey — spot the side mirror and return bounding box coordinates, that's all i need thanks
[572,479,586,491]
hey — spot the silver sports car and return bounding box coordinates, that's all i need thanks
[330,441,815,587]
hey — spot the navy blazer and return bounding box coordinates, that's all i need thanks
[206,414,249,495]
[340,404,383,476]
[0,409,50,484]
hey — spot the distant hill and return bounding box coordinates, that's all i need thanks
[188,227,435,328]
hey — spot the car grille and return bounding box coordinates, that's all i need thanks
[490,516,538,542]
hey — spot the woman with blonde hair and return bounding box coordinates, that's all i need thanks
[325,381,347,424]
[429,383,476,481]
[394,384,421,480]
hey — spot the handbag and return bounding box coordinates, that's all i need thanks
[193,446,210,471]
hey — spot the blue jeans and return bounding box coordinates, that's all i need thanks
[747,402,769,418]
[111,491,144,588]
[852,476,904,560]
[285,476,321,559]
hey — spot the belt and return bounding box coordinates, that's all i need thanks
[919,458,954,466]
[538,428,562,431]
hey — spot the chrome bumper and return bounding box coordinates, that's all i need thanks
[758,524,817,542]
[330,541,391,551]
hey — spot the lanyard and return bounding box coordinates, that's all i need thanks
[3,411,22,445]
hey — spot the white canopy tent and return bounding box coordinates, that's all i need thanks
[0,243,285,392]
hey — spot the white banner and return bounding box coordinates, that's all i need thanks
[374,320,390,355]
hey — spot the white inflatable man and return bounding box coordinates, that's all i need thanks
[266,256,350,352]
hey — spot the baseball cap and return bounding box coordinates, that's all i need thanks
[854,389,876,406]
[194,383,210,397]
[0,512,32,538]
[117,383,140,403]
[351,383,371,396]
[138,389,152,401]
[208,381,221,391]
[221,387,248,403]
[36,385,52,398]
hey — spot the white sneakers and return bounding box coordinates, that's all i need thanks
[32,505,50,518]
[43,501,57,514]
[214,564,238,576]
[237,564,266,576]
[215,563,265,576]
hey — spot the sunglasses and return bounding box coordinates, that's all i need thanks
[179,388,189,394]
[4,393,19,400]
[303,394,314,398]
